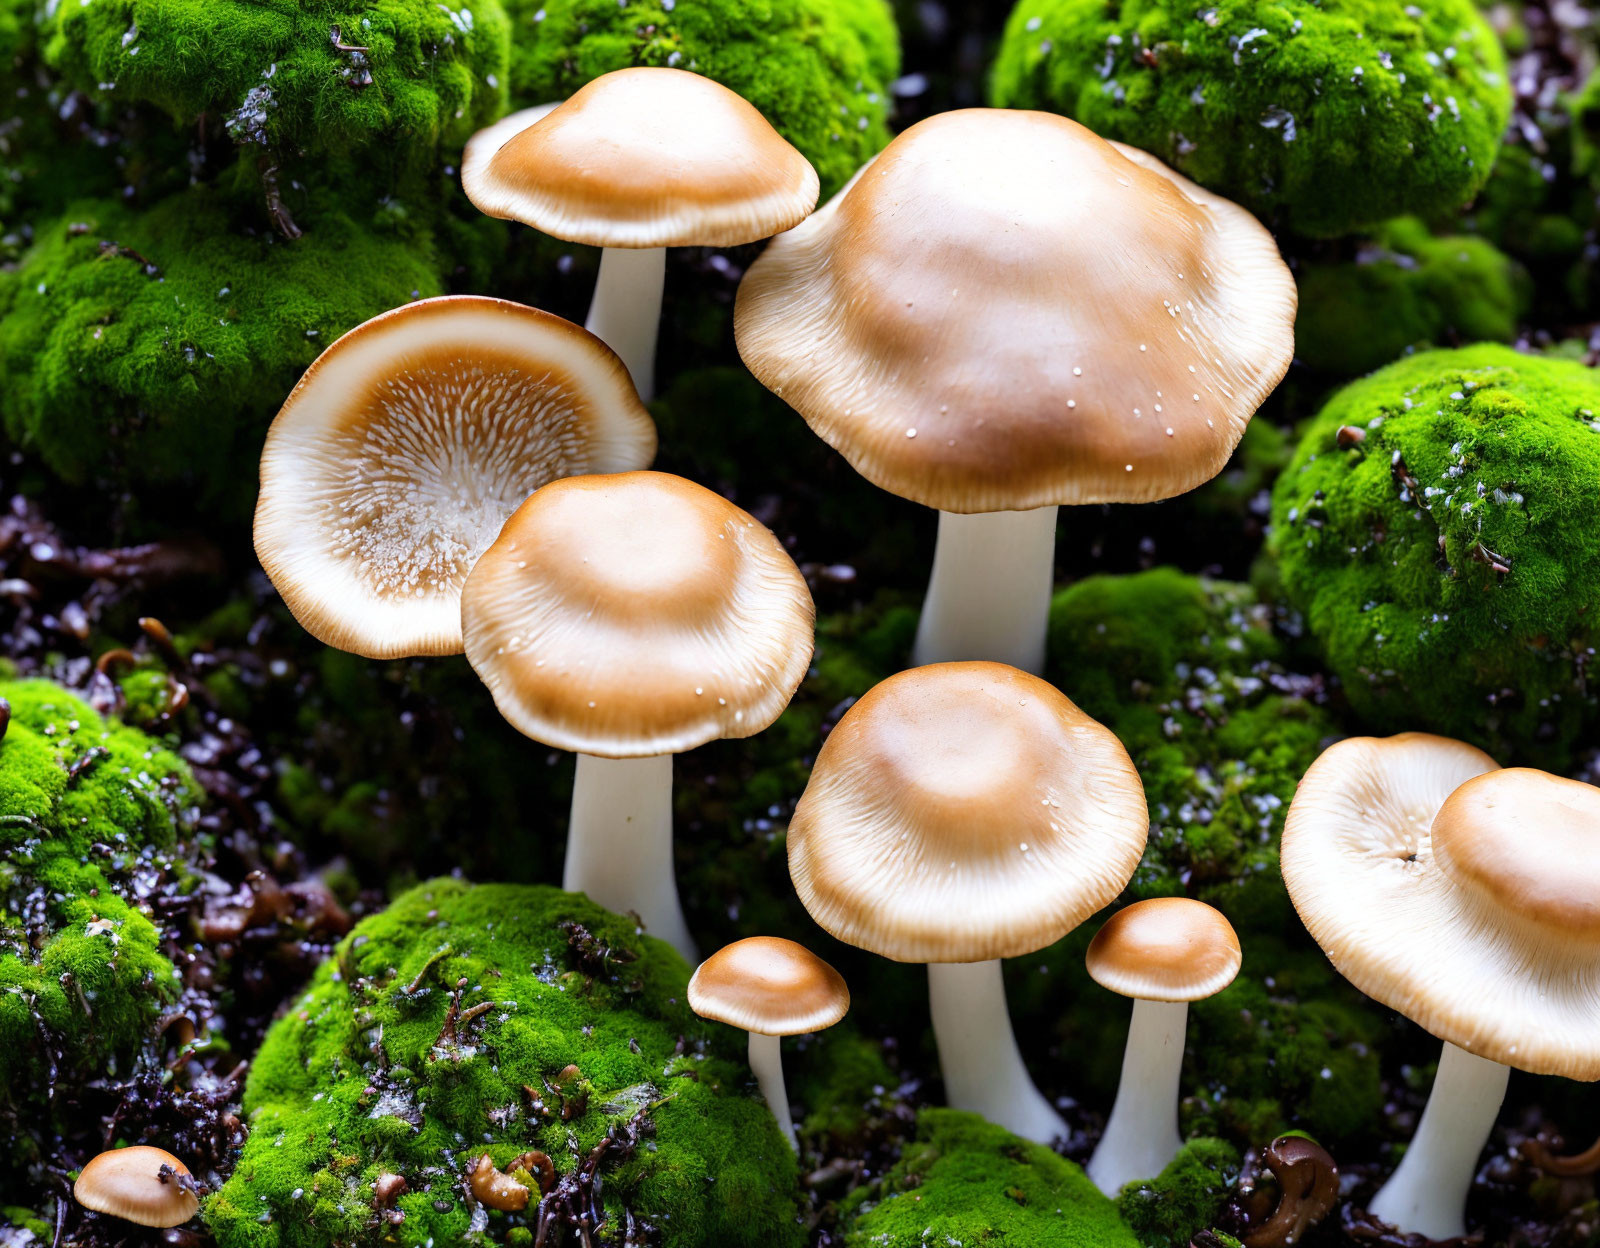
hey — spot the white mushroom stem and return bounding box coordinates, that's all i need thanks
[1368,1042,1510,1241]
[926,960,1066,1144]
[911,507,1060,674]
[1087,999,1189,1196]
[564,753,696,960]
[585,247,668,402]
[748,1031,798,1151]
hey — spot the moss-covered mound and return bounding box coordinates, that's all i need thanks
[1270,344,1600,765]
[0,678,200,1096]
[1296,218,1526,375]
[40,0,507,185]
[0,187,454,516]
[990,0,1511,237]
[1115,1137,1239,1247]
[839,1109,1140,1246]
[207,878,802,1248]
[504,0,901,197]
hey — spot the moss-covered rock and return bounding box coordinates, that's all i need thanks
[1270,344,1600,766]
[990,0,1511,236]
[0,187,455,517]
[504,0,900,197]
[838,1108,1140,1246]
[207,878,802,1248]
[1296,217,1526,375]
[0,678,200,1097]
[1115,1136,1239,1247]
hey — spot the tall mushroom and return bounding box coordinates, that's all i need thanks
[461,471,814,960]
[254,295,656,658]
[688,936,851,1150]
[735,108,1295,673]
[788,661,1148,1142]
[1084,897,1242,1195]
[462,68,820,400]
[1284,739,1600,1240]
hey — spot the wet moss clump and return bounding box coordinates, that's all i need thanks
[838,1109,1140,1246]
[990,0,1511,236]
[0,187,451,518]
[0,678,200,1099]
[504,0,901,197]
[1270,344,1600,766]
[1296,217,1526,376]
[207,878,802,1248]
[1115,1136,1240,1247]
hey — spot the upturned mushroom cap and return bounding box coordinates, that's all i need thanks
[688,937,851,1036]
[788,661,1148,963]
[75,1146,200,1228]
[1285,737,1600,1080]
[461,471,814,757]
[254,296,656,660]
[734,108,1296,514]
[1086,897,1242,1002]
[460,68,820,249]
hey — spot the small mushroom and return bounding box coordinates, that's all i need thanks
[462,68,818,400]
[688,937,850,1150]
[736,108,1294,673]
[1240,1136,1340,1248]
[466,1154,530,1212]
[461,471,814,959]
[1084,897,1242,1195]
[788,661,1148,1143]
[74,1146,200,1228]
[1283,741,1600,1240]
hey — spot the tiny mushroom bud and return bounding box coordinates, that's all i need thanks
[736,108,1294,673]
[74,1146,200,1229]
[688,936,850,1150]
[463,67,819,400]
[462,472,814,959]
[1084,897,1241,1195]
[1241,1135,1341,1248]
[1284,740,1600,1241]
[466,1154,530,1212]
[789,661,1147,1143]
[1335,424,1367,449]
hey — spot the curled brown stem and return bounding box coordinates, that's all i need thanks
[1242,1135,1340,1248]
[1522,1133,1600,1177]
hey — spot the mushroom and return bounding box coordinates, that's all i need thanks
[74,1145,200,1228]
[788,660,1147,1142]
[735,109,1295,674]
[688,936,850,1150]
[255,295,656,659]
[1084,897,1242,1195]
[462,68,819,400]
[1283,738,1600,1240]
[461,471,814,959]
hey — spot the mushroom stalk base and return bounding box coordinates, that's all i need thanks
[927,960,1065,1144]
[1368,1042,1509,1241]
[748,1031,797,1152]
[564,753,696,960]
[1087,999,1188,1196]
[585,246,667,402]
[912,507,1059,674]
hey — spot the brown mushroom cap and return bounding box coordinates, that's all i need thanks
[788,661,1148,963]
[461,471,815,757]
[734,108,1296,514]
[1285,736,1600,1080]
[1086,897,1242,1002]
[688,936,851,1036]
[461,68,820,249]
[254,296,656,660]
[74,1146,199,1228]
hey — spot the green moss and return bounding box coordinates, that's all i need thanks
[0,678,199,1099]
[1269,344,1600,766]
[208,878,802,1248]
[990,0,1511,236]
[1296,217,1526,375]
[503,0,900,197]
[0,186,449,516]
[839,1109,1140,1246]
[1115,1137,1240,1248]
